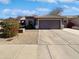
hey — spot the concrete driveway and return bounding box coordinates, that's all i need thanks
[38,45,79,59]
[39,29,79,44]
[0,29,79,59]
[38,29,79,59]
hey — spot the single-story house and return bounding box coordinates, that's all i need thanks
[66,16,79,26]
[0,15,79,29]
[0,16,79,29]
[16,15,79,29]
[18,16,65,29]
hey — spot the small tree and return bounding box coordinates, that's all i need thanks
[1,19,19,38]
[48,7,63,16]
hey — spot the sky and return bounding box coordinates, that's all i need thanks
[0,0,79,18]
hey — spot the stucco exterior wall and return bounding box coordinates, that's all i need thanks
[71,18,79,27]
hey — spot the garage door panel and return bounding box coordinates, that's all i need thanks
[39,20,60,29]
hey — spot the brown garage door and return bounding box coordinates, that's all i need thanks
[39,20,60,29]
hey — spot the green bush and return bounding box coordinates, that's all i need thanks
[1,19,20,38]
[26,21,35,29]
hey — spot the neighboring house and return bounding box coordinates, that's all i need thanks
[68,16,79,27]
[64,16,79,28]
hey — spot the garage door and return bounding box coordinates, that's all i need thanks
[39,20,60,29]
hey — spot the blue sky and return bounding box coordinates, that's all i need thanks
[0,0,79,18]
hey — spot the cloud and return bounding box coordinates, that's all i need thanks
[1,7,50,18]
[63,5,79,11]
[2,9,37,16]
[62,5,79,15]
[0,0,78,4]
[59,0,75,2]
[28,0,79,3]
[28,0,57,3]
[0,0,10,4]
[36,7,50,11]
[59,0,79,3]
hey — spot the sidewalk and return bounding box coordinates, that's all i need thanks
[0,45,37,59]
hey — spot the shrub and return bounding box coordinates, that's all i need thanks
[26,21,35,29]
[1,19,19,38]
